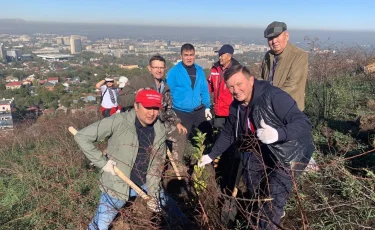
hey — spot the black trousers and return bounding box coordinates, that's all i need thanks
[241,151,307,229]
[173,108,213,163]
[213,116,227,129]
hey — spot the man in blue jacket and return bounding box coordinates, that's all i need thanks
[166,43,212,163]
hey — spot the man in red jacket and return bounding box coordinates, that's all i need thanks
[208,44,240,129]
[208,44,241,191]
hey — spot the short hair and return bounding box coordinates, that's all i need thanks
[224,64,252,82]
[181,43,195,54]
[149,54,166,66]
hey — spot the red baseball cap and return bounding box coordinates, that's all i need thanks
[135,89,162,108]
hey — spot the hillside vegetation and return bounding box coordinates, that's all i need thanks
[1,42,375,229]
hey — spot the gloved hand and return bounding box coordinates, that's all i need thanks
[256,119,278,144]
[116,110,121,113]
[205,108,212,121]
[147,199,162,212]
[198,154,213,167]
[102,160,117,176]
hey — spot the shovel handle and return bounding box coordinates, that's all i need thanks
[166,148,182,180]
[68,126,152,201]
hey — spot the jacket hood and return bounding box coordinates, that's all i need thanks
[249,79,271,107]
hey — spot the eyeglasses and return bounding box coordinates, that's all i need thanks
[150,66,166,70]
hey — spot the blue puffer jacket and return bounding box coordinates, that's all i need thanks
[166,62,211,112]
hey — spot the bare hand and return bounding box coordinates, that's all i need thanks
[176,123,187,135]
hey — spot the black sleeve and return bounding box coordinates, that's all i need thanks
[208,108,236,159]
[272,90,312,141]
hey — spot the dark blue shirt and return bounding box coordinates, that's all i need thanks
[130,117,155,186]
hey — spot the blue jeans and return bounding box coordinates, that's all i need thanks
[88,184,186,230]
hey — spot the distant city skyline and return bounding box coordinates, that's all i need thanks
[1,0,375,31]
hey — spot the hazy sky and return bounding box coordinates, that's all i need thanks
[1,0,374,31]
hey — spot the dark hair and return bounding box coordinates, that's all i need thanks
[181,43,195,54]
[149,54,166,66]
[224,64,252,82]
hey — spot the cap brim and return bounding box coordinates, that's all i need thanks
[140,102,162,109]
[265,32,283,38]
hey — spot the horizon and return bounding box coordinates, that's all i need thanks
[2,18,375,33]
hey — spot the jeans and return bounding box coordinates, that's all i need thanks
[88,184,186,230]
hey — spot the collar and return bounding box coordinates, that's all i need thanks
[135,116,155,130]
[135,116,144,129]
[222,60,233,70]
[182,62,195,69]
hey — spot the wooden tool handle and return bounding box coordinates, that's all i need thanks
[166,148,182,180]
[68,126,152,201]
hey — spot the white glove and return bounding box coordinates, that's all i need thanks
[205,108,212,121]
[198,155,213,167]
[102,160,117,176]
[116,110,121,113]
[256,119,279,144]
[147,199,161,212]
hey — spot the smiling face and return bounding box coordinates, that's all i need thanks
[267,31,289,55]
[181,49,195,66]
[147,60,166,80]
[134,102,159,126]
[226,71,254,105]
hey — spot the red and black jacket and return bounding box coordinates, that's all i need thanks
[207,58,240,116]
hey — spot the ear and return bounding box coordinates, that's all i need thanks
[249,76,255,85]
[285,31,290,41]
[147,65,152,72]
[134,103,138,111]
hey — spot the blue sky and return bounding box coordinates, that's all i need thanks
[1,0,374,31]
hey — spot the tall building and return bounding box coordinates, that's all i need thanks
[56,37,64,45]
[70,35,82,54]
[63,37,70,45]
[0,43,4,61]
[167,40,171,47]
[6,50,21,60]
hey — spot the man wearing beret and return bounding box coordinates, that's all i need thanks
[261,21,308,112]
[74,89,185,229]
[261,21,318,172]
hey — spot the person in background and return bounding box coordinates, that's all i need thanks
[208,44,240,130]
[118,55,188,174]
[96,78,121,117]
[208,44,241,191]
[166,43,212,164]
[260,21,318,171]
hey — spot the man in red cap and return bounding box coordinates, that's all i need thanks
[74,89,186,229]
